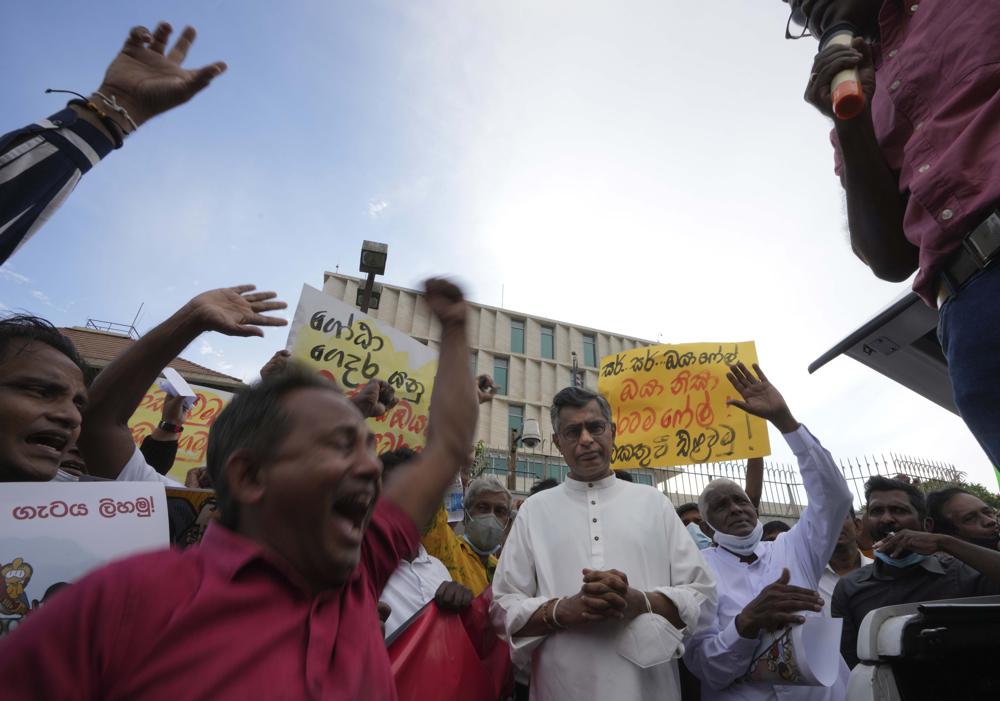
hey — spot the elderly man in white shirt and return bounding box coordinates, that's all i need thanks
[491,385,716,701]
[683,363,853,701]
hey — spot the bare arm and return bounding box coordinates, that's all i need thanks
[80,286,286,478]
[876,531,1000,584]
[805,39,917,282]
[745,456,764,510]
[383,279,477,529]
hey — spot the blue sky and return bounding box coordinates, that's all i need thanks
[3,1,997,490]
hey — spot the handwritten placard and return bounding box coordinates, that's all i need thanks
[0,483,168,637]
[128,382,233,482]
[598,342,770,468]
[286,284,438,454]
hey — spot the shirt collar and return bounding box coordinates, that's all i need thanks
[860,553,946,581]
[562,471,618,492]
[198,522,334,594]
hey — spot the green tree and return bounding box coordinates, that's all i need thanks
[916,478,1000,511]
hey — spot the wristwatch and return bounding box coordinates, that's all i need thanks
[158,421,184,434]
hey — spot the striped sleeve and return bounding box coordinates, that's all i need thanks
[0,107,114,264]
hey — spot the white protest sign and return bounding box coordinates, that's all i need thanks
[0,483,169,637]
[744,616,843,686]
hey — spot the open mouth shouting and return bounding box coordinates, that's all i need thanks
[331,489,377,546]
[24,429,70,463]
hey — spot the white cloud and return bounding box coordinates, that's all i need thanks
[0,265,30,285]
[200,339,224,358]
[368,198,389,218]
[30,290,50,304]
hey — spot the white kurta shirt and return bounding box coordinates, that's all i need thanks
[381,544,452,638]
[683,426,854,701]
[491,474,717,701]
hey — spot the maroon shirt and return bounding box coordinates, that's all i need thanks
[0,498,418,700]
[832,0,1000,305]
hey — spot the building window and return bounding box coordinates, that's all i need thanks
[510,318,525,354]
[470,350,478,377]
[583,333,597,367]
[508,404,524,434]
[540,325,555,359]
[494,356,509,395]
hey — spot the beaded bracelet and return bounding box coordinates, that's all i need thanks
[45,89,128,149]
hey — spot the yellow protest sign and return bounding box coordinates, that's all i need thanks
[128,383,233,482]
[286,284,438,454]
[598,342,770,469]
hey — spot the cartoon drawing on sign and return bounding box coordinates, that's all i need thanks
[0,558,33,615]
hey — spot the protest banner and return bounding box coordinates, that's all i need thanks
[598,341,770,468]
[128,382,233,482]
[0,483,168,637]
[286,284,437,455]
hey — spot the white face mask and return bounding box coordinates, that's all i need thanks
[709,519,764,556]
[617,613,685,668]
[464,513,505,553]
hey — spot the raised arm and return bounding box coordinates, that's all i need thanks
[0,22,225,264]
[804,39,917,282]
[874,530,1000,588]
[80,285,286,479]
[382,279,477,529]
[727,362,852,578]
[745,457,764,510]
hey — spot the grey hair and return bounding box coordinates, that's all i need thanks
[549,386,613,434]
[698,478,745,523]
[465,475,512,511]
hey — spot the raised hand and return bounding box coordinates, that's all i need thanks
[804,37,876,121]
[424,278,467,329]
[259,350,291,379]
[476,374,498,404]
[735,568,823,638]
[97,22,227,129]
[161,394,189,425]
[351,380,398,419]
[725,363,799,434]
[185,285,287,337]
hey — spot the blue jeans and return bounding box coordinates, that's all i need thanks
[938,262,1000,467]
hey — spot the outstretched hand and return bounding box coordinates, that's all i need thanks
[97,22,227,128]
[726,363,799,434]
[476,374,498,404]
[185,285,287,337]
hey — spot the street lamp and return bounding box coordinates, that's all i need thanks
[358,240,388,313]
[508,417,542,491]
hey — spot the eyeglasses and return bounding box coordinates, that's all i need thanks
[558,420,609,443]
[785,3,812,40]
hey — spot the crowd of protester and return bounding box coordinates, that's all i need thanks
[2,6,1000,700]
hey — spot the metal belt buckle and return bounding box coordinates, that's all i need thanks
[963,210,1000,269]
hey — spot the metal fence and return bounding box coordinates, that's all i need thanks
[657,453,965,523]
[475,448,966,521]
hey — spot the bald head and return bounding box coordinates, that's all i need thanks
[700,478,758,537]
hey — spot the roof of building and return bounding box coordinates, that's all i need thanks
[59,327,245,391]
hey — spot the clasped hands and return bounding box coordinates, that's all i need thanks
[554,568,651,628]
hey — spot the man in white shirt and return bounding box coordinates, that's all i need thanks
[818,507,872,617]
[491,385,716,701]
[683,362,854,701]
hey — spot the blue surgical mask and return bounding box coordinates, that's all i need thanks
[686,522,713,550]
[873,550,929,569]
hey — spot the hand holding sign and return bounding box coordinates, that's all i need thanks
[185,285,287,338]
[725,363,799,435]
[353,379,398,419]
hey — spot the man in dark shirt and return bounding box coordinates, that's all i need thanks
[832,476,1000,668]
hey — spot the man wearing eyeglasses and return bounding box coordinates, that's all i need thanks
[782,0,1000,470]
[491,386,717,701]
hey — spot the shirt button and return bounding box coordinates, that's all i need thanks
[910,3,919,11]
[591,500,596,505]
[918,164,930,173]
[941,209,954,221]
[592,518,598,523]
[594,536,600,541]
[888,49,898,58]
[889,80,901,91]
[915,121,924,130]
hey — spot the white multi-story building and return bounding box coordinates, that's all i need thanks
[321,272,657,491]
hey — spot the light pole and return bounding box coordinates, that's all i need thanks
[357,240,388,313]
[508,417,542,491]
